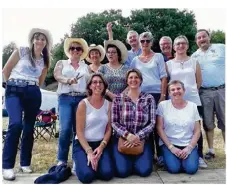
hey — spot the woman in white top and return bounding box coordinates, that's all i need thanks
[54,38,90,167]
[2,28,53,180]
[166,35,207,168]
[156,80,201,174]
[74,73,113,183]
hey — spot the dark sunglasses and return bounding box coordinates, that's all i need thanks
[140,40,151,44]
[69,46,83,52]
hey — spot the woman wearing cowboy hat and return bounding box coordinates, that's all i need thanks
[2,28,53,180]
[86,44,105,73]
[54,38,90,169]
[98,40,130,101]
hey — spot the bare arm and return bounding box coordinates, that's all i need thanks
[195,62,202,89]
[39,67,48,87]
[76,100,91,153]
[2,49,20,81]
[101,102,112,144]
[106,22,113,40]
[159,77,167,102]
[54,60,70,84]
[189,121,201,148]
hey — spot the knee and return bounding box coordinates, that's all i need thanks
[166,165,181,174]
[184,166,198,175]
[115,166,131,178]
[136,166,153,177]
[9,122,23,132]
[78,171,95,184]
[99,169,114,181]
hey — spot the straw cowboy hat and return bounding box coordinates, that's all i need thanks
[28,28,53,51]
[104,40,128,63]
[86,44,105,63]
[64,38,88,60]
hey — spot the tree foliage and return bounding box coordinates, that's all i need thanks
[210,30,225,44]
[2,42,17,68]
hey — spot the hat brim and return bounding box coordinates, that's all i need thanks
[104,40,128,64]
[64,38,88,60]
[86,45,105,63]
[28,28,53,51]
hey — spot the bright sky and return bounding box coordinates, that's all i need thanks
[2,8,226,47]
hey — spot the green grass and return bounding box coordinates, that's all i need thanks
[2,118,226,173]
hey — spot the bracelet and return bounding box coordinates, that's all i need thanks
[188,144,194,150]
[168,144,174,150]
[161,94,166,97]
[101,140,107,146]
[86,147,92,154]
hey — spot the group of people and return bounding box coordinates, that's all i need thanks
[2,23,225,183]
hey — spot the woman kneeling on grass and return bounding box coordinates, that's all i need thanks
[156,80,201,174]
[73,73,114,183]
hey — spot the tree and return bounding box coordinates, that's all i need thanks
[210,30,225,44]
[2,42,17,68]
[128,9,197,54]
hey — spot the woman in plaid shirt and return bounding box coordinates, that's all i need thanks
[111,68,156,178]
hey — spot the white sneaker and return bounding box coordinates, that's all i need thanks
[199,157,208,168]
[3,169,16,181]
[21,166,33,173]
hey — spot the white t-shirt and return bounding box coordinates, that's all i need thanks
[167,58,201,105]
[156,100,201,146]
[75,98,109,142]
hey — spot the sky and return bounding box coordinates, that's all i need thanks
[2,8,226,47]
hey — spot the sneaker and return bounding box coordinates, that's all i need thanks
[72,161,77,176]
[21,166,33,173]
[157,156,164,167]
[3,169,16,181]
[199,157,208,168]
[204,152,215,160]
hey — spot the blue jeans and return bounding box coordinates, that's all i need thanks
[161,145,199,174]
[112,136,153,178]
[73,139,114,184]
[57,94,85,163]
[3,84,41,169]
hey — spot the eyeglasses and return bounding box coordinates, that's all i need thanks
[160,43,171,46]
[140,40,151,44]
[175,42,187,46]
[69,46,83,52]
[92,80,103,85]
[107,51,117,55]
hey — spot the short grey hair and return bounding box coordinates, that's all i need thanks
[159,36,172,45]
[126,30,139,41]
[173,35,189,46]
[139,32,154,42]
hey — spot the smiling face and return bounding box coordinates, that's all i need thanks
[173,38,189,55]
[196,31,211,50]
[127,32,139,47]
[89,49,101,63]
[69,42,83,60]
[169,83,185,100]
[89,76,105,95]
[160,38,172,54]
[33,33,47,51]
[127,71,142,90]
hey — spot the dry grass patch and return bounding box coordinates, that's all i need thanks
[2,117,226,173]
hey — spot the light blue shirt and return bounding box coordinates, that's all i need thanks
[191,44,225,88]
[131,53,167,93]
[125,48,142,67]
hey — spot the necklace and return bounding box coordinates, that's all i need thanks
[174,57,190,69]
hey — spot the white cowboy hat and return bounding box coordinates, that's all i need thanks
[86,44,105,63]
[28,28,53,51]
[64,38,88,60]
[104,40,128,63]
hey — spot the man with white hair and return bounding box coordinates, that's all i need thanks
[192,29,225,160]
[107,22,142,67]
[159,36,174,62]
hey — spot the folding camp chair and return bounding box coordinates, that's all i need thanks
[34,108,57,142]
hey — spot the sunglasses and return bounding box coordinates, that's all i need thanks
[69,46,83,52]
[140,40,151,44]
